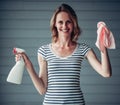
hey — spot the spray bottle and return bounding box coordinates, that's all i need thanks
[6,48,25,84]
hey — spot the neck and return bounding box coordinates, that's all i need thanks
[55,38,76,49]
[58,36,71,47]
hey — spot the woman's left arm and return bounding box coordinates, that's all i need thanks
[86,48,112,77]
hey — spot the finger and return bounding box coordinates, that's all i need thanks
[15,54,22,62]
[20,52,29,63]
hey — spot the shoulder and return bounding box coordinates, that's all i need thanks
[38,44,49,49]
[38,43,50,59]
[77,42,91,56]
[78,43,91,49]
[38,44,50,52]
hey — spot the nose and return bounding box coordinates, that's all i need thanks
[63,22,67,29]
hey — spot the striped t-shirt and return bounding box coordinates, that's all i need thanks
[38,43,91,105]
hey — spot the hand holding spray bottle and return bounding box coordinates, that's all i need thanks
[7,48,25,84]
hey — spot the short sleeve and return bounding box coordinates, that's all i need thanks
[38,46,46,60]
[80,43,91,57]
[84,44,91,57]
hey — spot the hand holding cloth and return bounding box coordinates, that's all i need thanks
[95,21,116,52]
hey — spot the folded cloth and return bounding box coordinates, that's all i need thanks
[95,21,116,52]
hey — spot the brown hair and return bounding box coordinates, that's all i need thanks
[50,3,81,42]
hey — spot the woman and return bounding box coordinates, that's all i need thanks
[16,4,112,105]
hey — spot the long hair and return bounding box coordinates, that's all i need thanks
[50,3,81,43]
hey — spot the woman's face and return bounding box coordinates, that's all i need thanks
[55,12,73,38]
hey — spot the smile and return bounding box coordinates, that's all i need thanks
[61,29,69,32]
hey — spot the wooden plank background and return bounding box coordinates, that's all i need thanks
[0,0,120,105]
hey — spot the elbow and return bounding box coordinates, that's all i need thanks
[102,72,112,78]
[38,90,46,95]
[38,88,47,95]
[39,92,46,95]
[101,66,112,78]
[39,90,46,95]
[103,74,112,78]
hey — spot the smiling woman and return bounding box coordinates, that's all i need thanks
[15,3,112,105]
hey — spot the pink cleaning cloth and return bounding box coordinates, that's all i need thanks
[95,21,116,52]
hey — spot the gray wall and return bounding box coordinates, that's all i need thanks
[0,0,120,105]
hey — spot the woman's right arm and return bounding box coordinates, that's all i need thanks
[16,53,48,95]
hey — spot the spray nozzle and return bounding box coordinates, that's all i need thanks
[13,48,25,54]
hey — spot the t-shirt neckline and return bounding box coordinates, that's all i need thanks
[49,43,79,59]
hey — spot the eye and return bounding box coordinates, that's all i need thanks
[66,20,72,24]
[58,21,63,24]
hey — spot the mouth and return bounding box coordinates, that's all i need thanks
[60,29,69,33]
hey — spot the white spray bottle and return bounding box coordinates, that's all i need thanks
[7,48,25,84]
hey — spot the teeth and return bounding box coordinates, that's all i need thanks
[62,29,68,32]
